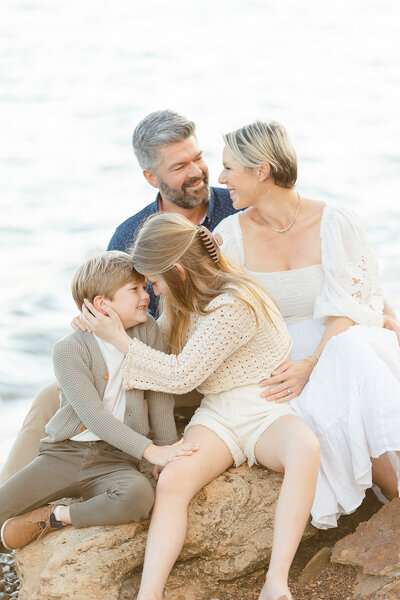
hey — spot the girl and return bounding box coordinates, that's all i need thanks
[81,213,320,600]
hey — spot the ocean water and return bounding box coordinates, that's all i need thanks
[1,0,400,467]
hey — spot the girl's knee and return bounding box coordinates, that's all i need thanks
[156,463,196,501]
[301,434,320,471]
[305,432,320,461]
[290,427,320,463]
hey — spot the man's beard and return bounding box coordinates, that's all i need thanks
[157,172,210,209]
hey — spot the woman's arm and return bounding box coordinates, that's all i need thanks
[383,299,400,344]
[313,315,354,357]
[260,316,354,402]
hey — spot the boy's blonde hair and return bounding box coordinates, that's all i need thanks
[71,251,144,310]
[131,213,278,354]
[223,120,297,188]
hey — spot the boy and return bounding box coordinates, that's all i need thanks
[0,251,182,551]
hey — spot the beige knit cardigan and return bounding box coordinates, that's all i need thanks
[124,292,292,395]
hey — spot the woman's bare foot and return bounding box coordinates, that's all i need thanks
[259,576,292,600]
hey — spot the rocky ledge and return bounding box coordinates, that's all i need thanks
[15,465,315,600]
[332,497,400,599]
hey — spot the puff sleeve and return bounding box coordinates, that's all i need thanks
[314,206,383,326]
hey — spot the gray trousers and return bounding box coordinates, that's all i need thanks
[0,439,154,529]
[0,381,202,485]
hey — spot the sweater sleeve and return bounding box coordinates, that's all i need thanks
[124,295,257,395]
[141,319,178,446]
[52,337,152,459]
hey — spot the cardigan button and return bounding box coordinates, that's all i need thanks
[103,374,109,380]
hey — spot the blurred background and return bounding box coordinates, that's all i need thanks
[1,0,400,468]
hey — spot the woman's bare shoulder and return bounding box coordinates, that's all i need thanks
[299,198,326,228]
[301,197,326,215]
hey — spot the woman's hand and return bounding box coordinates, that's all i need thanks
[259,359,314,402]
[383,315,400,345]
[81,299,131,353]
[143,439,200,467]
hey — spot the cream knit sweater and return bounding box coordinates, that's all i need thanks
[124,291,291,396]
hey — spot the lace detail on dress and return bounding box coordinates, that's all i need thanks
[346,252,382,313]
[315,205,383,326]
[246,265,324,322]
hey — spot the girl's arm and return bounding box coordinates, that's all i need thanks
[81,297,257,395]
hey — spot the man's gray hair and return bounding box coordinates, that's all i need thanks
[132,110,196,171]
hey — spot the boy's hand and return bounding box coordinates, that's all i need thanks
[143,439,200,467]
[152,465,163,480]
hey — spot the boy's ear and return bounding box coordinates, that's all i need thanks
[93,295,107,313]
[143,169,160,189]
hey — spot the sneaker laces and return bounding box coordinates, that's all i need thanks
[27,506,56,541]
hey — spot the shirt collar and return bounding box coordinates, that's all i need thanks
[202,187,215,227]
[153,193,162,213]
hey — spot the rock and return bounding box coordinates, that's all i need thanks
[331,497,400,599]
[15,465,315,600]
[298,546,332,584]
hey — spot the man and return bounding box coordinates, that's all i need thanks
[0,110,237,484]
[108,110,236,315]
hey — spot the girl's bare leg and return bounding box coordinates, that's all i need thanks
[137,425,233,600]
[256,415,320,600]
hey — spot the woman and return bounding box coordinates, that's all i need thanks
[215,120,400,528]
[81,213,320,600]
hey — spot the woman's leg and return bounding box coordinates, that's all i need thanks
[371,453,399,500]
[255,415,320,600]
[137,425,233,600]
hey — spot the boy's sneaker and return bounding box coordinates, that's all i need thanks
[1,505,63,550]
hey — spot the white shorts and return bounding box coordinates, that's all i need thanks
[185,383,296,467]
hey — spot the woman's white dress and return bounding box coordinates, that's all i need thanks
[215,205,400,528]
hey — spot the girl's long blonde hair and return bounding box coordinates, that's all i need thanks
[131,213,279,353]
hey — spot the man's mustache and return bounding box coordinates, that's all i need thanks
[182,173,209,191]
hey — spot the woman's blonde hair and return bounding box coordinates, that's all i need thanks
[223,120,297,188]
[131,213,278,353]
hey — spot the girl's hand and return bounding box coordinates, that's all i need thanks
[81,299,130,353]
[383,315,400,345]
[259,359,313,402]
[70,314,92,333]
[143,439,200,467]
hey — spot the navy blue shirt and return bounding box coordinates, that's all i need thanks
[107,186,237,316]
